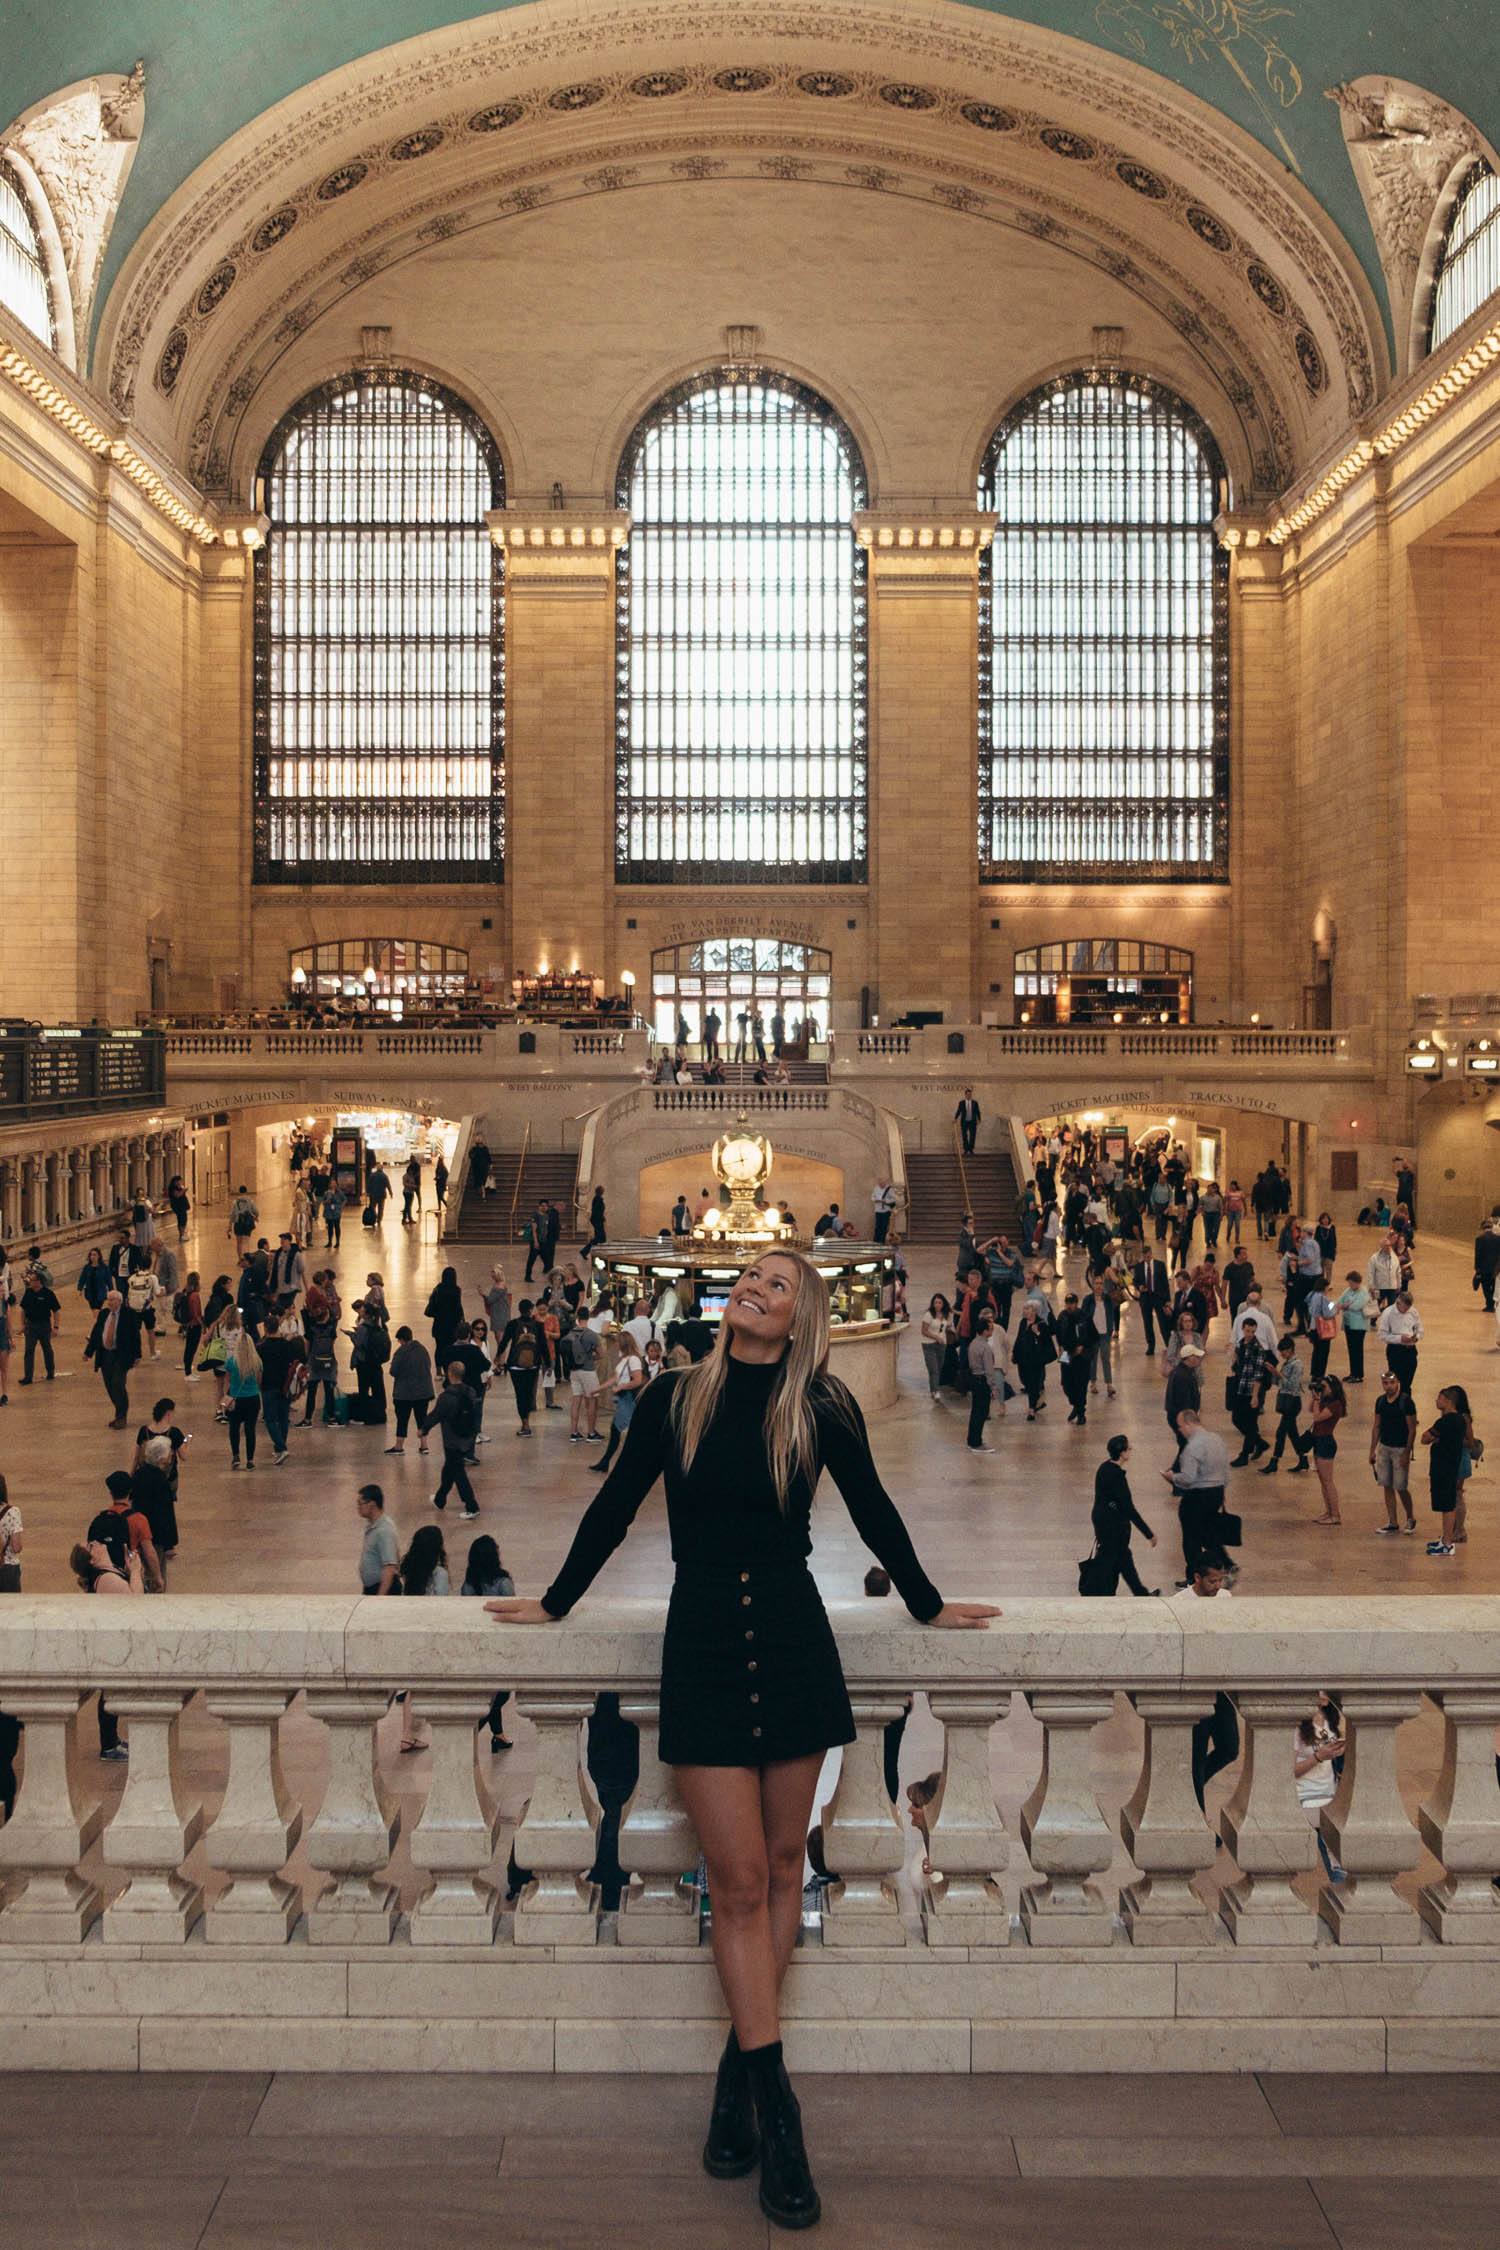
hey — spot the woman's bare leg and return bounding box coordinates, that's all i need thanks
[675,1764,779,2047]
[759,1755,824,1983]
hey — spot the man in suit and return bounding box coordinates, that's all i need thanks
[1133,1250,1172,1356]
[85,1290,143,1429]
[955,1088,981,1155]
[541,1199,562,1274]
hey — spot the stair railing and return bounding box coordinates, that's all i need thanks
[508,1119,532,1244]
[951,1114,975,1227]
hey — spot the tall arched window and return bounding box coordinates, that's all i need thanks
[616,369,867,884]
[254,370,504,883]
[978,372,1228,883]
[0,155,55,348]
[1430,164,1500,352]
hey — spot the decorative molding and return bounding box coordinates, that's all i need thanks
[488,506,631,550]
[1328,77,1494,378]
[7,66,145,359]
[854,508,996,552]
[92,0,1378,482]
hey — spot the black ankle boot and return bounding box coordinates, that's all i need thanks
[702,2029,759,2179]
[743,2041,820,2230]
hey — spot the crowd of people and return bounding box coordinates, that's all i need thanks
[929,1127,1484,1578]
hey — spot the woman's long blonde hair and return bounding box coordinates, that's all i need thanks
[670,1248,834,1506]
[230,1325,262,1382]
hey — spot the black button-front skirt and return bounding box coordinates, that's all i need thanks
[659,1560,855,1768]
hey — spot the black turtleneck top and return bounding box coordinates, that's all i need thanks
[541,1357,943,1622]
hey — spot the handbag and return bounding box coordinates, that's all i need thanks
[1078,1549,1116,1596]
[1216,1511,1243,1548]
[0,1563,21,1594]
[1315,1313,1337,1340]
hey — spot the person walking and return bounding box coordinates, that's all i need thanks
[564,1316,603,1442]
[871,1180,897,1244]
[177,1270,205,1378]
[497,1297,546,1435]
[1132,1249,1172,1356]
[919,1294,951,1400]
[1370,1369,1418,1536]
[429,1360,482,1518]
[1306,1279,1338,1384]
[965,1311,999,1452]
[356,1483,401,1594]
[166,1174,191,1240]
[223,1322,262,1469]
[350,1302,391,1425]
[588,1185,607,1249]
[954,1089,981,1155]
[301,1280,340,1426]
[485,1247,995,2230]
[592,1331,647,1475]
[1056,1293,1096,1427]
[16,1267,61,1386]
[387,1327,435,1456]
[1227,1325,1273,1466]
[1013,1301,1055,1420]
[401,1156,422,1226]
[1090,1436,1157,1595]
[366,1162,392,1226]
[1474,1219,1500,1315]
[425,1267,467,1371]
[258,1310,306,1465]
[85,1288,142,1428]
[321,1182,345,1248]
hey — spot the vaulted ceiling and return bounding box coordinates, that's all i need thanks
[7,0,1495,494]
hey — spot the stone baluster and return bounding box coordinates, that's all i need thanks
[202,1688,303,1943]
[510,1692,601,1945]
[406,1693,503,1945]
[1218,1690,1321,1944]
[1417,1690,1500,1944]
[922,1689,1011,1945]
[1118,1690,1221,1945]
[615,1695,701,1945]
[1019,1691,1116,1944]
[302,1689,401,1944]
[100,1689,204,1942]
[0,1690,104,1940]
[821,1695,907,1947]
[1320,1689,1423,1943]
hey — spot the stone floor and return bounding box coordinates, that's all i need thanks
[4,2067,1498,2247]
[5,1186,1495,1605]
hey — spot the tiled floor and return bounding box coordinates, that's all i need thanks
[4,2069,1496,2247]
[4,1190,1494,1605]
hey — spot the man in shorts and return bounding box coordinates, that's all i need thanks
[1370,1368,1417,1535]
[565,1318,603,1442]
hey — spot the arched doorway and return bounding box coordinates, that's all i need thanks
[650,937,832,1049]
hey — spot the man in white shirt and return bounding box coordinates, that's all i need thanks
[871,1180,898,1244]
[1376,1292,1422,1389]
[622,1298,660,1357]
[1230,1286,1277,1358]
[1366,1238,1403,1305]
[1163,1409,1232,1583]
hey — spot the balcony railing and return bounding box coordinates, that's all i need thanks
[0,1028,166,1120]
[839,1026,1367,1073]
[1,1597,1497,2075]
[163,1026,653,1075]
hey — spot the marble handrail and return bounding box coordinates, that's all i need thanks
[1,1598,1497,1953]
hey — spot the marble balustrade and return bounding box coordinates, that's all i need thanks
[2,1596,1499,2072]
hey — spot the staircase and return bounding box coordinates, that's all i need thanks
[453,1150,579,1246]
[904,1148,1021,1246]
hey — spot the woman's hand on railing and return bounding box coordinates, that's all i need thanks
[484,1597,559,1624]
[926,1601,1001,1629]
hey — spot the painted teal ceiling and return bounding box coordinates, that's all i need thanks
[9,1,1499,325]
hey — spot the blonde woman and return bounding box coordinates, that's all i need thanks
[489,1247,996,2229]
[222,1320,263,1469]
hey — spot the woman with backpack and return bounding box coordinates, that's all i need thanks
[497,1298,547,1435]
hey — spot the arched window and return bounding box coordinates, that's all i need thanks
[978,372,1228,882]
[1430,164,1500,352]
[616,369,867,884]
[1014,938,1194,1026]
[254,370,504,883]
[0,155,55,348]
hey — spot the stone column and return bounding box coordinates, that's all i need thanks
[405,1692,504,1945]
[490,509,630,993]
[856,509,994,1025]
[109,1140,128,1210]
[89,1142,109,1218]
[923,1688,1011,1946]
[510,1691,601,1944]
[19,1155,41,1235]
[202,1688,303,1943]
[145,1133,164,1200]
[821,1695,908,1947]
[43,1149,62,1230]
[0,1690,104,1940]
[1320,1689,1423,1943]
[302,1689,401,1944]
[1219,1690,1321,1944]
[0,1158,19,1238]
[1118,1689,1222,1945]
[1418,1690,1500,1944]
[615,1695,701,1945]
[99,1688,204,1942]
[1018,1691,1116,1944]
